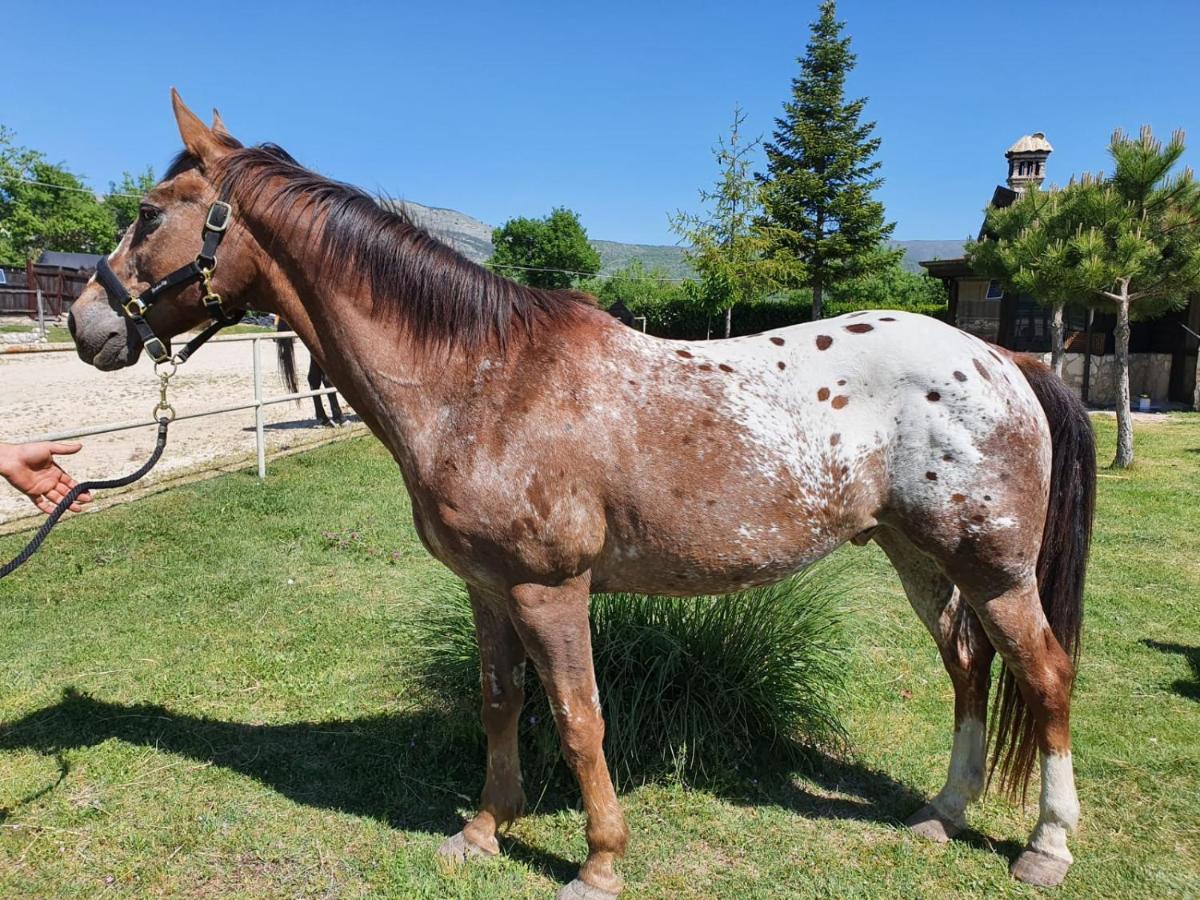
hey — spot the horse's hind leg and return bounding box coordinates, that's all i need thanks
[875,528,993,841]
[324,374,346,423]
[308,360,331,425]
[957,578,1079,887]
[438,585,528,862]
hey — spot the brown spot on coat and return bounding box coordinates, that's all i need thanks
[973,358,992,381]
[676,349,693,359]
[525,476,552,520]
[718,363,734,373]
[830,433,841,446]
[951,493,966,503]
[879,316,896,322]
[831,395,849,409]
[698,363,712,371]
[954,370,967,382]
[770,336,785,346]
[816,335,833,350]
[926,471,938,481]
[927,391,941,402]
[777,361,786,370]
[943,453,954,461]
[817,387,830,402]
[845,323,874,334]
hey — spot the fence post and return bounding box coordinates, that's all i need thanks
[36,289,45,339]
[252,336,267,480]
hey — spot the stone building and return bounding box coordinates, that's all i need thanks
[920,133,1200,409]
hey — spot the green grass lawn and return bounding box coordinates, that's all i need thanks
[1,415,1197,897]
[218,323,276,335]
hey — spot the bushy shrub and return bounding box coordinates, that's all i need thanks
[405,564,850,789]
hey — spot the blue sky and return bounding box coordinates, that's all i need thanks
[2,0,1198,246]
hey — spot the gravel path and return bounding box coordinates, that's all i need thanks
[0,340,357,525]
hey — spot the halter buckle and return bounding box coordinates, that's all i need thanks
[123,295,147,317]
[204,200,232,233]
[144,337,171,364]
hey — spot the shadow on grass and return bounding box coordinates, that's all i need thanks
[1141,639,1200,701]
[0,688,997,876]
[244,415,363,433]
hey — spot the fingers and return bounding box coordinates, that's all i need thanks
[34,495,56,515]
[46,442,83,455]
[55,473,90,506]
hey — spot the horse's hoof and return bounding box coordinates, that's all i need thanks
[905,802,963,843]
[1010,848,1071,887]
[436,830,497,864]
[556,878,620,900]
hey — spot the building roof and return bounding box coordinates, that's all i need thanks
[919,257,974,279]
[36,251,102,270]
[1006,132,1053,156]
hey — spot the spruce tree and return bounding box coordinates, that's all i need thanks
[758,0,897,320]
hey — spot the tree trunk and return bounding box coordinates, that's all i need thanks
[1050,302,1065,377]
[724,305,732,339]
[812,280,824,321]
[1113,296,1135,468]
[1194,345,1200,413]
[1082,307,1094,405]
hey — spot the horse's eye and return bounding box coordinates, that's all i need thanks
[139,205,161,224]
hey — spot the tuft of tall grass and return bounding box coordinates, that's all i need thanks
[404,563,850,790]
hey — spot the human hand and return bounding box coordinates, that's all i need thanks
[0,441,93,514]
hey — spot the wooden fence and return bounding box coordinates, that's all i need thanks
[0,261,92,317]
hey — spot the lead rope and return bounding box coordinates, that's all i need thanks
[0,365,177,580]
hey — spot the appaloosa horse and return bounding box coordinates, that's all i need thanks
[67,92,1095,896]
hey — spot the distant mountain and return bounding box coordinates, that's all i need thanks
[887,239,968,273]
[395,199,963,279]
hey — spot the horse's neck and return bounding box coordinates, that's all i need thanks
[256,259,466,474]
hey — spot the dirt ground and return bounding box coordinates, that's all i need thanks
[0,339,360,525]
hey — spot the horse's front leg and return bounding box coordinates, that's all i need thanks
[438,585,528,861]
[510,572,628,899]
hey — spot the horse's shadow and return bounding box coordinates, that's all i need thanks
[1141,639,1200,701]
[0,688,1013,880]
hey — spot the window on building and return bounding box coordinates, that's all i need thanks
[984,279,1005,300]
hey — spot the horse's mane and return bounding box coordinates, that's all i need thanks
[168,140,595,353]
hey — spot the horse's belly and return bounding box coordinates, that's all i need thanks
[591,480,862,595]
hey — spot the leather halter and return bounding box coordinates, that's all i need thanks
[95,199,245,365]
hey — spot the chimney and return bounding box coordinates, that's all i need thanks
[1005,132,1053,193]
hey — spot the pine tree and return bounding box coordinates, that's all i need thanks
[973,127,1200,468]
[1073,128,1200,467]
[758,0,897,320]
[967,184,1084,376]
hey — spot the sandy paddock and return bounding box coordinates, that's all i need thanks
[0,339,358,525]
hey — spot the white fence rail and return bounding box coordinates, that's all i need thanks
[11,331,349,481]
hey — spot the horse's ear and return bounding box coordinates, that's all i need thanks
[211,107,232,138]
[170,88,228,166]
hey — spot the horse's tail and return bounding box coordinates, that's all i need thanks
[990,354,1096,798]
[275,322,300,399]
